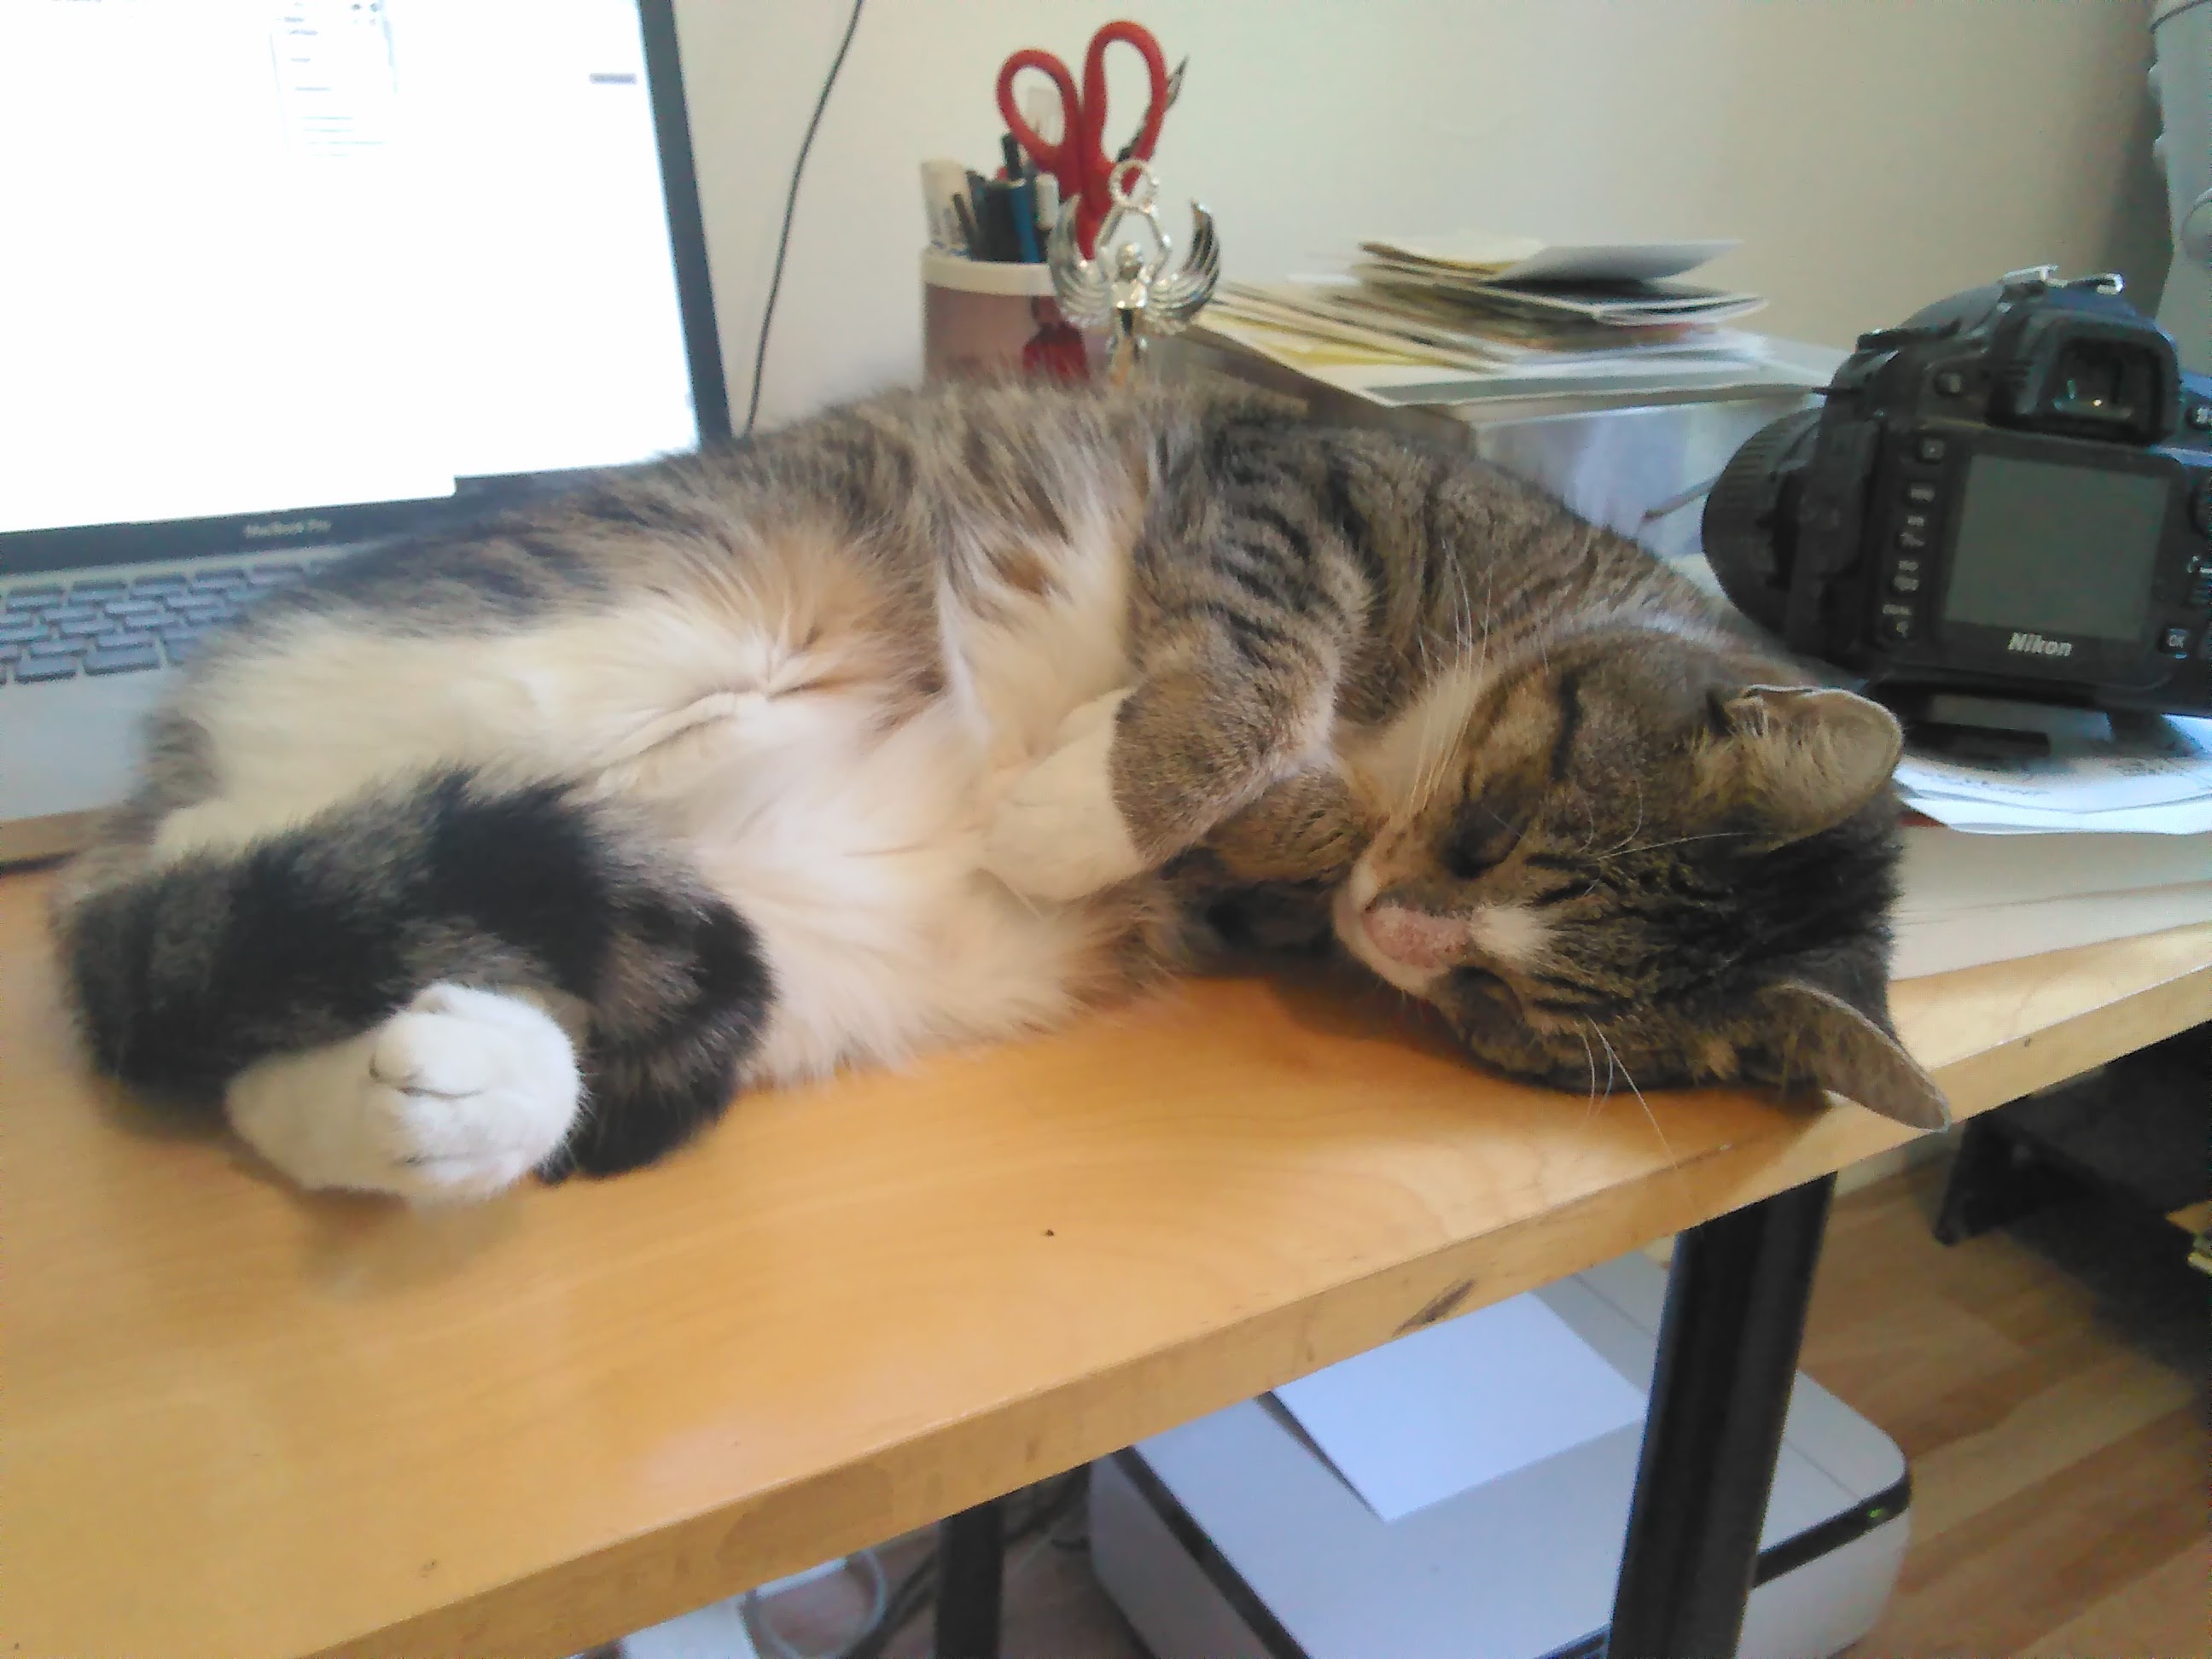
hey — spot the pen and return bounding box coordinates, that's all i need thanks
[964,169,996,257]
[1008,178,1041,263]
[988,182,1027,262]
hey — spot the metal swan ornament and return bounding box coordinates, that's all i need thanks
[1047,160,1220,383]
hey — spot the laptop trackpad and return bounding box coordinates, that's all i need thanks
[1,670,172,830]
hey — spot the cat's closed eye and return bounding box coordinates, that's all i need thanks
[1441,813,1523,882]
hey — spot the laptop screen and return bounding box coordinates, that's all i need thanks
[0,0,726,577]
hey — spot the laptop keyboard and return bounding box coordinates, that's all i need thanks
[0,562,319,685]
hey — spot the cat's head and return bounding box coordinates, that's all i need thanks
[1336,625,1949,1129]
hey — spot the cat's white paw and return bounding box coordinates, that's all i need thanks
[982,689,1145,902]
[225,983,583,1202]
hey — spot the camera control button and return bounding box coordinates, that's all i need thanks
[2160,626,2193,657]
[1901,509,1932,534]
[1905,480,1939,506]
[1889,571,1923,596]
[1912,435,1949,465]
[1878,602,1918,643]
[1897,528,1930,552]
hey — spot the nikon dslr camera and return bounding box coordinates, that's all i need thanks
[1704,269,2212,716]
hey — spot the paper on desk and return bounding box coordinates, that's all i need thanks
[1221,280,1768,366]
[1271,1295,1646,1524]
[1895,715,2212,835]
[1358,232,1545,272]
[1891,882,2212,978]
[1352,262,1766,327]
[1901,797,2212,835]
[1900,827,2212,911]
[1358,236,1739,284]
[1193,311,1829,411]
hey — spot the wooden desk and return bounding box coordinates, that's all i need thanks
[5,859,2207,1659]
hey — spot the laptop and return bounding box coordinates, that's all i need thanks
[0,0,730,864]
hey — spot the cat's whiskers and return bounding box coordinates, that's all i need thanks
[1413,712,1456,818]
[1402,550,1479,823]
[1574,1022,1602,1126]
[1594,777,1648,859]
[998,880,1051,923]
[1409,646,1445,809]
[1598,1028,1681,1179]
[1592,828,1743,864]
[1448,545,1476,663]
[1567,795,1602,858]
[1405,655,1459,821]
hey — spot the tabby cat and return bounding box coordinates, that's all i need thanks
[50,379,1948,1202]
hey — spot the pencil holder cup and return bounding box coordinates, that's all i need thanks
[921,250,1099,382]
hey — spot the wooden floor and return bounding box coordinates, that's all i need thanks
[1809,1166,2207,1656]
[645,1162,2209,1658]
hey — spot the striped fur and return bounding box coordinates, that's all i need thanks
[52,379,1945,1202]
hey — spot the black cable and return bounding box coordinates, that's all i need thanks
[742,0,866,437]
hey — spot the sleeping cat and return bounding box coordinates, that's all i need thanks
[49,379,1948,1202]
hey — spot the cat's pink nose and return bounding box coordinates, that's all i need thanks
[1361,903,1469,970]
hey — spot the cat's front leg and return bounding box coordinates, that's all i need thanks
[1204,765,1367,887]
[987,477,1357,903]
[982,689,1147,902]
[1161,767,1369,955]
[985,655,1343,903]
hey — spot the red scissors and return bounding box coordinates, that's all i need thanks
[996,20,1172,258]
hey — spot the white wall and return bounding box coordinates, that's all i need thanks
[672,0,2170,428]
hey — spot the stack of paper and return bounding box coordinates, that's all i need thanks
[1895,715,2212,835]
[1197,236,1820,411]
[1351,234,1766,328]
[1889,715,2212,978]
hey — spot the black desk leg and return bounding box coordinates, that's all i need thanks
[934,1498,1005,1659]
[1607,1174,1836,1659]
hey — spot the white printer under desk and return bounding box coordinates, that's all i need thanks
[1089,1251,1908,1659]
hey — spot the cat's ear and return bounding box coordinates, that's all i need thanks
[1703,685,1902,847]
[1744,980,1952,1129]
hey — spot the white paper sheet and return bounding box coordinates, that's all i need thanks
[1905,798,2212,835]
[1900,828,2212,911]
[1895,715,2212,835]
[1192,313,1828,412]
[1272,1295,1648,1525]
[1892,882,2212,978]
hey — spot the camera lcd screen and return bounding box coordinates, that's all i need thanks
[1941,456,2168,643]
